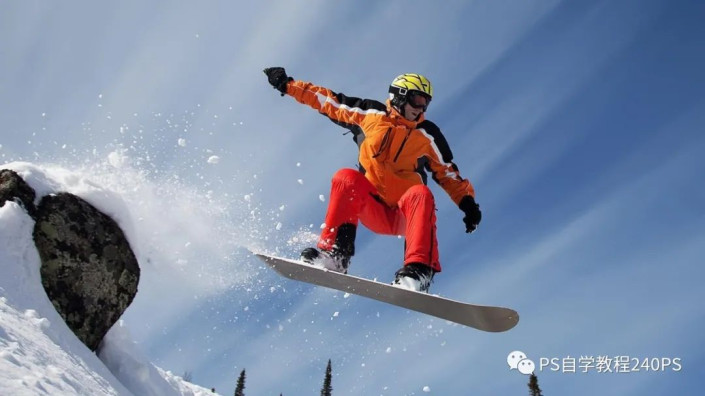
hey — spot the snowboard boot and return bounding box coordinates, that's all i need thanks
[392,263,435,293]
[300,247,350,274]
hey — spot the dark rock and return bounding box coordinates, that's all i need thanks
[33,192,140,351]
[0,169,37,216]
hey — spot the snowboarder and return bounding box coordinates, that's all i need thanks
[263,67,481,292]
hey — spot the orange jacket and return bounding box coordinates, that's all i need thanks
[286,79,475,208]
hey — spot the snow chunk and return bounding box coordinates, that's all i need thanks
[177,138,187,147]
[207,155,220,164]
[108,150,130,169]
[423,386,431,392]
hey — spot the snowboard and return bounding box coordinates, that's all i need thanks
[254,253,519,332]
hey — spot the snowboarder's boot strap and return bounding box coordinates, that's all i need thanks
[300,247,350,274]
[392,263,435,293]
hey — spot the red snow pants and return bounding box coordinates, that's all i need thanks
[318,168,441,272]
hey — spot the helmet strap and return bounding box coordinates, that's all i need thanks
[389,86,408,110]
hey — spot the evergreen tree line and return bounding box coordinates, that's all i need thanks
[205,359,333,395]
[204,359,543,395]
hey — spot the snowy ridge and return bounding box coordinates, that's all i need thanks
[0,162,217,395]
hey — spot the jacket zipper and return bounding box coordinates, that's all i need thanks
[393,129,413,162]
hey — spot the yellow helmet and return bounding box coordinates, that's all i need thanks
[388,73,433,110]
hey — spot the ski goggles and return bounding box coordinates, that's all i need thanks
[407,91,431,111]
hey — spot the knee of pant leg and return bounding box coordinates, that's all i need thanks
[398,184,435,210]
[331,168,364,184]
[405,184,434,201]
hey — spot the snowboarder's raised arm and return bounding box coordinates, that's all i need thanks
[263,67,386,129]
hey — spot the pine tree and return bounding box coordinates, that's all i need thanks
[234,369,246,396]
[528,373,543,396]
[320,359,333,396]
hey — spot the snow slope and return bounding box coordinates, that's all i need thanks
[0,162,216,396]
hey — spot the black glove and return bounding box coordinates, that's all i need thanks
[263,67,293,96]
[459,195,482,233]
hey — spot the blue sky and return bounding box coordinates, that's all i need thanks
[2,0,704,394]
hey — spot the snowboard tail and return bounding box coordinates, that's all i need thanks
[255,253,518,332]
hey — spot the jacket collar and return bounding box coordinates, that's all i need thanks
[386,99,424,128]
